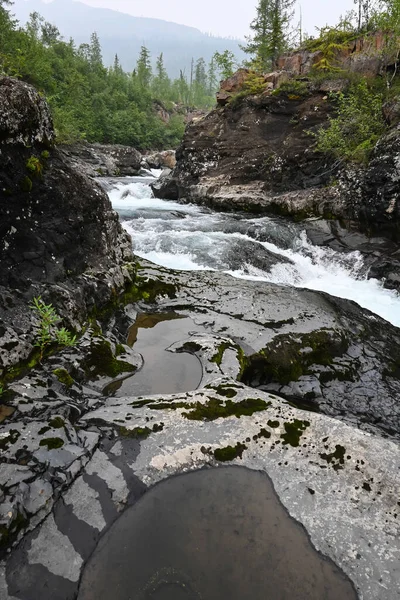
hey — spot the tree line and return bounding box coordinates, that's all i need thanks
[2,0,400,151]
[0,0,237,148]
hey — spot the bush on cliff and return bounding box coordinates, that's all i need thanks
[315,79,387,162]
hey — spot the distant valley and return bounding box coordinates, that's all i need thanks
[12,0,246,77]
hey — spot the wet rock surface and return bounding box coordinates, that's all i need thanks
[77,467,357,600]
[153,77,400,246]
[1,76,400,600]
[0,260,400,599]
[60,142,142,177]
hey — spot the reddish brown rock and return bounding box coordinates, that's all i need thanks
[216,69,250,105]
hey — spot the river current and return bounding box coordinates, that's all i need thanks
[105,174,400,328]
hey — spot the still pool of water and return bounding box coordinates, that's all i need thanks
[77,467,358,600]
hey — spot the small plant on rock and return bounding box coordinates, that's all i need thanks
[31,297,77,360]
[26,156,43,177]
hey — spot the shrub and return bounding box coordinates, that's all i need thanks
[31,297,77,360]
[314,79,387,162]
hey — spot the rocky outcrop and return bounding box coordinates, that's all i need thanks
[60,142,142,177]
[0,77,134,369]
[142,149,176,170]
[278,31,390,77]
[153,83,340,210]
[153,76,400,245]
[1,261,400,600]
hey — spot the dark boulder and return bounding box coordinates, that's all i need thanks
[0,77,134,368]
[60,142,142,177]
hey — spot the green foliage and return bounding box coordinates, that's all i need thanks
[241,0,296,71]
[30,296,77,360]
[304,21,358,72]
[229,71,268,107]
[315,79,387,162]
[213,50,236,80]
[0,5,217,149]
[274,79,309,96]
[26,156,43,176]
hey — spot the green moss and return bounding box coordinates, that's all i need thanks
[214,442,247,462]
[20,176,33,192]
[53,368,74,387]
[81,339,136,379]
[0,512,28,551]
[41,150,50,160]
[119,423,164,439]
[39,437,64,450]
[281,419,310,447]
[241,329,349,387]
[320,444,346,470]
[211,342,233,366]
[211,385,238,398]
[0,429,20,451]
[38,426,51,435]
[115,344,126,356]
[181,341,202,353]
[26,156,43,177]
[253,428,271,441]
[183,397,271,421]
[49,416,65,429]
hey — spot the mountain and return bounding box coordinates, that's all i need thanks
[12,0,246,78]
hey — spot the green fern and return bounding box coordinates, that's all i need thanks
[31,297,77,360]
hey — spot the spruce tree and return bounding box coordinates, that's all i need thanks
[89,32,103,69]
[241,0,296,71]
[136,45,152,89]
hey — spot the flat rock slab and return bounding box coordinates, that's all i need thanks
[77,467,357,600]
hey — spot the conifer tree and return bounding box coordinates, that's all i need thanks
[89,32,103,69]
[136,45,152,89]
[207,56,218,94]
[241,0,296,71]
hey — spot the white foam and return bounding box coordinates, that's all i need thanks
[110,180,400,328]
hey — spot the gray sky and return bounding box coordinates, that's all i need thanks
[63,0,353,39]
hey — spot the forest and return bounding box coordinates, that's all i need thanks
[0,0,236,148]
[1,0,400,151]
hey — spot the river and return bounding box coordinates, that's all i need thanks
[105,174,400,328]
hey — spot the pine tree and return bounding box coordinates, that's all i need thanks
[241,0,296,71]
[152,52,170,97]
[207,56,218,94]
[89,32,103,69]
[136,45,152,88]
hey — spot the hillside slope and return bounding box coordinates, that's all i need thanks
[12,0,246,77]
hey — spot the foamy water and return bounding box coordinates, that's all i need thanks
[108,179,400,328]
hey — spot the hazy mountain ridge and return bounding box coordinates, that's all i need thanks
[12,0,246,77]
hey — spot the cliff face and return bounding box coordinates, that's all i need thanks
[0,77,133,369]
[153,75,400,245]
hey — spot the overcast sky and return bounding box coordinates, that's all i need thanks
[54,0,354,39]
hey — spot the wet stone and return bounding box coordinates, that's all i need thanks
[77,466,357,600]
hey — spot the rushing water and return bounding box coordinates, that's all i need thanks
[106,176,400,328]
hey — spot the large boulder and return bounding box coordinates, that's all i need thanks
[0,77,134,368]
[0,77,54,146]
[143,149,176,170]
[61,142,142,177]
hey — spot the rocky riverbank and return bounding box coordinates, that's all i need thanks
[1,260,400,599]
[1,76,400,600]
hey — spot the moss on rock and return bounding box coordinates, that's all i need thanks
[82,339,136,379]
[53,368,74,387]
[214,442,247,462]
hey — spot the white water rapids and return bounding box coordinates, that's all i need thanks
[107,176,400,328]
